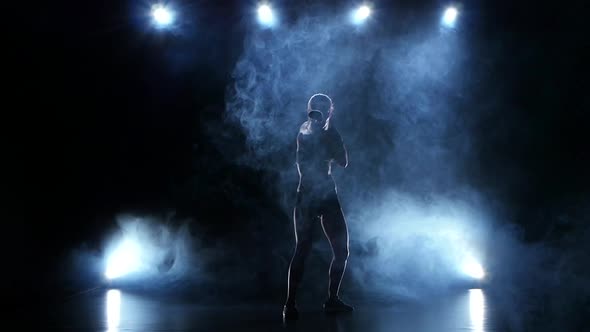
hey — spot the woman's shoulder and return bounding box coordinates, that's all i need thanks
[299,120,312,135]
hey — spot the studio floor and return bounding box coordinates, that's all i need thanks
[46,287,503,332]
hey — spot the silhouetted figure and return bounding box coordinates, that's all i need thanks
[283,94,353,320]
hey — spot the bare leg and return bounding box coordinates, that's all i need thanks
[321,197,349,299]
[286,197,314,306]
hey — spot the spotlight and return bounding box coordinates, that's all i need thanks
[462,257,485,280]
[151,4,174,27]
[105,238,141,280]
[441,6,458,28]
[352,5,371,24]
[257,3,276,27]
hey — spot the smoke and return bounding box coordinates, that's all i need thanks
[226,15,379,157]
[225,10,471,198]
[102,215,199,284]
[346,190,491,301]
[65,214,201,293]
[225,7,477,294]
[61,6,587,331]
[223,8,589,331]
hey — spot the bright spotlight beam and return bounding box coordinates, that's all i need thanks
[442,7,458,27]
[105,238,141,280]
[462,258,485,280]
[352,5,371,24]
[151,4,174,27]
[257,4,275,27]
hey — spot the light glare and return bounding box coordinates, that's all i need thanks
[442,7,458,27]
[152,5,173,27]
[106,290,121,332]
[469,289,485,332]
[462,258,485,279]
[352,5,371,24]
[105,239,141,279]
[257,4,275,26]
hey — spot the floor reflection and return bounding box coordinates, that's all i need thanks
[51,288,497,332]
[106,289,121,332]
[469,289,486,332]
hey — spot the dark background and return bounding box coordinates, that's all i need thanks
[18,0,588,320]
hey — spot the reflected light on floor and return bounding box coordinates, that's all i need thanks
[106,289,121,332]
[469,289,485,332]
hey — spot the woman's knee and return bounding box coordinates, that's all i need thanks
[333,246,349,262]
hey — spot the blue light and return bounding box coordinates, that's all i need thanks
[469,289,486,332]
[105,238,141,280]
[442,7,458,28]
[106,290,121,332]
[351,5,371,25]
[151,4,174,28]
[257,4,276,27]
[462,256,485,279]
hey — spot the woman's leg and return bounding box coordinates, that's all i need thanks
[320,196,349,300]
[285,195,314,306]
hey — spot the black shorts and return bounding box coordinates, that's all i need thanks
[295,187,342,221]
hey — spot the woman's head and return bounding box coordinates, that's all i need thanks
[307,93,334,129]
